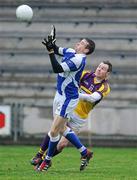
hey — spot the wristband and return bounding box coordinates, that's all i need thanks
[48,50,54,54]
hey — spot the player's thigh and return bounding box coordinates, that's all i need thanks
[53,92,60,117]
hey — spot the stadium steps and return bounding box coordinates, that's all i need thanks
[1,37,137,53]
[1,0,137,8]
[1,6,137,23]
[0,75,56,105]
[0,71,136,99]
[0,0,137,105]
[0,85,136,101]
[1,21,137,61]
[0,56,136,78]
[0,35,137,75]
[0,86,56,99]
[0,68,137,85]
[1,21,137,37]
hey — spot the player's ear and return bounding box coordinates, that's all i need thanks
[106,71,110,79]
[84,48,89,55]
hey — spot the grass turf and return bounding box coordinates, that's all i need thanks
[0,146,137,180]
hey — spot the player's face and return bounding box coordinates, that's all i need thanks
[95,62,109,79]
[74,39,89,54]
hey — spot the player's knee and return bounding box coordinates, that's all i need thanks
[60,126,66,135]
[50,130,57,137]
[50,130,56,137]
[50,124,63,136]
[50,124,61,136]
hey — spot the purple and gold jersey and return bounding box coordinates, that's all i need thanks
[74,71,110,119]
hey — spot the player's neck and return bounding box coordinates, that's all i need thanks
[95,76,105,82]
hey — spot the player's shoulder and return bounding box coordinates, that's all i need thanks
[82,70,90,76]
[81,70,93,78]
[104,80,110,88]
[101,80,111,95]
[80,70,94,82]
[71,53,86,68]
[75,53,86,57]
[64,48,76,54]
[74,54,86,61]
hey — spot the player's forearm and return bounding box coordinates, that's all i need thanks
[79,92,102,103]
[48,52,64,73]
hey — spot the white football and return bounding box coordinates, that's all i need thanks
[16,5,33,22]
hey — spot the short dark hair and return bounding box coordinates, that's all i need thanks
[85,38,95,55]
[103,61,112,72]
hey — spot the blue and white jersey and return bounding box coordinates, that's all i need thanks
[56,47,86,99]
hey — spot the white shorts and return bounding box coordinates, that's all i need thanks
[67,112,87,133]
[53,92,79,119]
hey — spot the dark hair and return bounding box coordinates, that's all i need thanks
[85,38,95,55]
[103,61,112,72]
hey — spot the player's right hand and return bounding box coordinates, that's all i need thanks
[42,25,56,52]
[42,37,55,52]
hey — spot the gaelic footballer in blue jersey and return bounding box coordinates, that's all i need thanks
[34,25,95,172]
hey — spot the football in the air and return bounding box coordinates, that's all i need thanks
[16,4,33,22]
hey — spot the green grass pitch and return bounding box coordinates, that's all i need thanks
[0,146,137,180]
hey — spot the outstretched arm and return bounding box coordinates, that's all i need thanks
[48,51,64,73]
[53,45,63,56]
[42,38,64,73]
[79,92,102,103]
[48,25,63,56]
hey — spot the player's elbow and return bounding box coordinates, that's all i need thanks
[53,69,61,73]
[52,66,64,73]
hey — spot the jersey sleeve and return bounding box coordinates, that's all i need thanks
[61,55,83,72]
[58,47,65,55]
[59,47,80,72]
[58,47,75,56]
[80,70,90,81]
[79,91,102,103]
[81,70,88,79]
